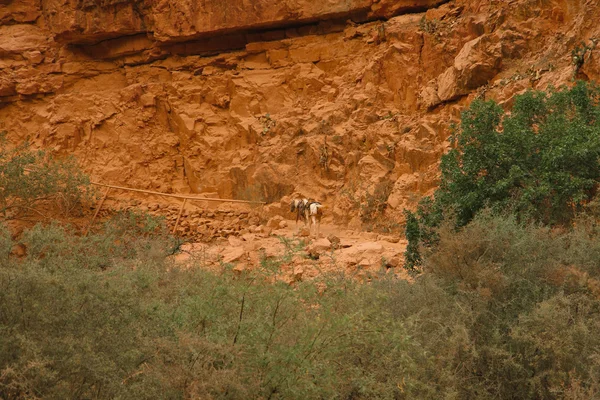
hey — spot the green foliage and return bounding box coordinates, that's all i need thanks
[403,210,421,271]
[3,212,600,398]
[406,81,600,268]
[403,197,443,271]
[443,82,600,225]
[414,213,600,399]
[572,39,598,73]
[0,221,418,399]
[418,16,440,35]
[258,113,276,135]
[0,133,91,220]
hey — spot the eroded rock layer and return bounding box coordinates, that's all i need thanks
[1,0,600,226]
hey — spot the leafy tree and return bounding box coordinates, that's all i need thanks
[405,81,600,267]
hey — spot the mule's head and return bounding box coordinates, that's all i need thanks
[290,200,297,213]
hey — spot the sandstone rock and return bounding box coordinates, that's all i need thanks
[377,235,400,244]
[292,267,304,282]
[259,227,273,237]
[11,243,26,258]
[232,264,246,276]
[437,34,502,102]
[297,227,311,237]
[358,258,372,268]
[307,238,332,257]
[419,85,441,109]
[385,255,402,269]
[357,154,390,186]
[241,233,256,242]
[0,0,40,24]
[171,252,191,263]
[327,234,341,248]
[0,0,596,253]
[581,48,600,82]
[261,243,284,259]
[0,78,16,97]
[222,247,246,264]
[267,215,284,229]
[437,66,462,102]
[355,242,384,253]
[228,236,244,247]
[42,0,446,45]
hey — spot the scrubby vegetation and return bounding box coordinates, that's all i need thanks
[4,211,600,399]
[0,132,91,222]
[3,82,600,399]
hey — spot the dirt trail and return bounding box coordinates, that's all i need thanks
[171,218,410,283]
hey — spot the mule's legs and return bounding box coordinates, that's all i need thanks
[310,215,318,237]
[316,217,320,237]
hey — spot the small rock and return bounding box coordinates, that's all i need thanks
[172,252,191,263]
[278,220,288,229]
[260,227,273,237]
[241,233,255,242]
[228,236,244,247]
[298,227,310,237]
[232,265,245,276]
[327,234,341,248]
[307,238,332,257]
[364,232,379,240]
[355,242,384,252]
[222,247,246,263]
[11,243,26,257]
[293,268,304,282]
[386,255,402,269]
[377,234,400,243]
[267,215,284,229]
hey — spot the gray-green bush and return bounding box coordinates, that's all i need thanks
[0,133,91,221]
[3,212,600,399]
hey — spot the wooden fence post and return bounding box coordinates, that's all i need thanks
[84,187,110,236]
[172,198,187,234]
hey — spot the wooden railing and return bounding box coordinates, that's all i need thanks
[84,180,265,235]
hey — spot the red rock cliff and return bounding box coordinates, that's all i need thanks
[1,0,600,226]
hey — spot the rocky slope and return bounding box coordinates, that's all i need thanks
[1,0,600,230]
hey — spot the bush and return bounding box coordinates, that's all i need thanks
[0,220,423,399]
[0,132,91,221]
[3,212,600,398]
[406,81,600,267]
[417,213,600,399]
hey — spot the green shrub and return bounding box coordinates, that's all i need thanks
[0,133,91,221]
[415,212,600,399]
[406,81,600,267]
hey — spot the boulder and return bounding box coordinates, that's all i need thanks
[307,238,332,257]
[437,35,502,102]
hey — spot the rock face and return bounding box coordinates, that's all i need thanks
[42,0,448,44]
[1,0,600,227]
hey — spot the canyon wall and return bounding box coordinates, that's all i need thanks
[1,0,600,226]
